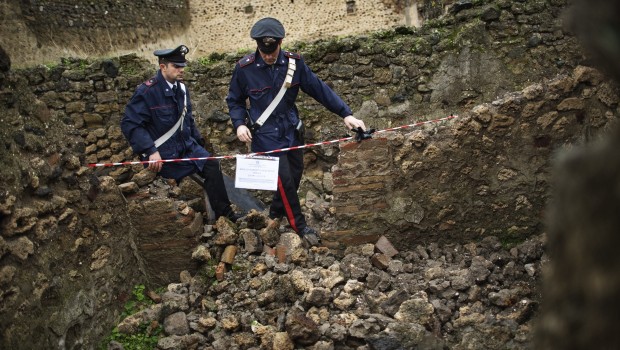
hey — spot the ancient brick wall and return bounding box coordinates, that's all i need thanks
[330,66,619,249]
[330,138,395,245]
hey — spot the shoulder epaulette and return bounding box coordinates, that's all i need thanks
[144,77,158,87]
[284,51,301,60]
[239,54,255,68]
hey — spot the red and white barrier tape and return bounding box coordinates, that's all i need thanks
[87,115,458,167]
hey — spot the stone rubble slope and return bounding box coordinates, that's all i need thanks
[108,210,545,350]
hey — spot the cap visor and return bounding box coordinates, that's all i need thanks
[257,44,277,54]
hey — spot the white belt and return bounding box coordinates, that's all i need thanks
[154,83,187,148]
[253,58,296,128]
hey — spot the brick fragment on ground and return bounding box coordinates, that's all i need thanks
[375,235,398,258]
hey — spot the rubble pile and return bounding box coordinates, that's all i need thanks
[108,211,545,350]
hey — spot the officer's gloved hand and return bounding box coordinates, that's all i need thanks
[352,127,375,142]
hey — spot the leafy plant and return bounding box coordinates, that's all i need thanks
[133,284,147,302]
[100,284,160,350]
[196,259,220,286]
[196,56,215,66]
[42,62,59,70]
[119,284,153,319]
[101,323,162,350]
[78,59,89,70]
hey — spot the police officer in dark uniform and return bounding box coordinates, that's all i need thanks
[226,18,366,246]
[121,45,241,222]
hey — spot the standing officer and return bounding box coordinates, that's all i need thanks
[226,18,366,246]
[122,45,241,222]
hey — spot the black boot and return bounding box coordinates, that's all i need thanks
[299,226,321,247]
[226,211,243,222]
[201,160,239,221]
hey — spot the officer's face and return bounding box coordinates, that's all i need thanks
[160,63,185,83]
[258,44,281,65]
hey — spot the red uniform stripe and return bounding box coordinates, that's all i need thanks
[277,176,298,233]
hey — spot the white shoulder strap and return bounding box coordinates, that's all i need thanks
[154,83,187,148]
[254,58,296,128]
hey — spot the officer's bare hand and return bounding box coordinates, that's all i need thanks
[343,115,366,131]
[148,151,162,173]
[237,125,253,143]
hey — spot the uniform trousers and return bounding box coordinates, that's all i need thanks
[268,148,306,233]
[200,160,234,218]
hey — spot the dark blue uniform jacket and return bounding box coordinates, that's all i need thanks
[121,70,208,181]
[226,50,353,152]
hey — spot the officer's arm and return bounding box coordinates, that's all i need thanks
[298,59,353,118]
[120,92,158,157]
[226,66,249,131]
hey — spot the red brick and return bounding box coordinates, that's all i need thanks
[323,230,354,238]
[340,138,388,151]
[215,262,226,281]
[332,182,385,193]
[340,142,362,151]
[276,244,287,263]
[147,290,162,303]
[334,205,362,214]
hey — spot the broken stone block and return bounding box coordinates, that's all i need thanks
[191,245,211,262]
[375,236,398,258]
[118,182,138,193]
[241,229,263,254]
[371,253,391,270]
[221,245,237,264]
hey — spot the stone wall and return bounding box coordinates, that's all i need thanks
[0,0,190,68]
[20,0,190,35]
[2,0,616,348]
[1,0,445,68]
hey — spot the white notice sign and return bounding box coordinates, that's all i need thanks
[235,155,280,191]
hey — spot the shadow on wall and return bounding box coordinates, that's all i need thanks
[0,45,10,72]
[536,0,620,348]
[0,44,9,90]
